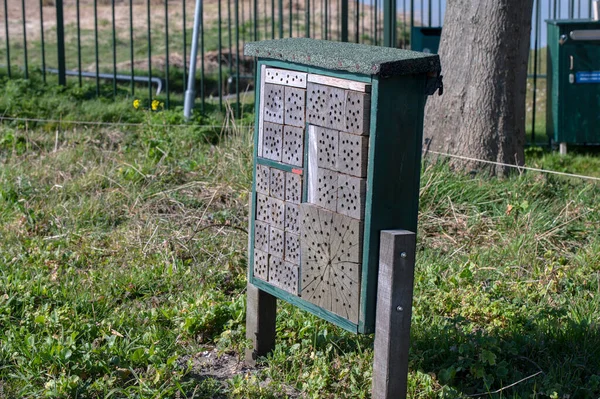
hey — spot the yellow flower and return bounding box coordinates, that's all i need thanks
[133,99,140,109]
[151,100,163,111]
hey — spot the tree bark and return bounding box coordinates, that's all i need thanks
[423,0,534,176]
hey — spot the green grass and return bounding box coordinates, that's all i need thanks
[0,80,599,398]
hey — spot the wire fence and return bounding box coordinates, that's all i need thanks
[0,0,596,141]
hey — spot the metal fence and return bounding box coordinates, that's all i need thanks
[0,0,596,140]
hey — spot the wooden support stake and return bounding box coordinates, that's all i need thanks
[372,230,417,399]
[245,283,277,366]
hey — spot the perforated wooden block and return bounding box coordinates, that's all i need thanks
[268,257,299,295]
[338,132,369,178]
[269,197,285,229]
[254,220,270,252]
[253,249,269,281]
[263,83,284,124]
[306,82,329,127]
[284,232,300,264]
[344,90,371,135]
[256,193,270,223]
[265,68,307,88]
[299,204,362,323]
[262,122,283,162]
[284,202,300,234]
[282,126,304,167]
[284,87,306,127]
[313,167,338,212]
[269,226,285,259]
[285,172,302,204]
[337,174,367,220]
[270,168,286,200]
[315,126,339,170]
[256,165,270,194]
[324,85,346,131]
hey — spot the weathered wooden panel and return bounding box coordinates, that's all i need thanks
[285,172,302,204]
[344,90,371,135]
[265,67,307,88]
[306,82,329,127]
[337,174,367,220]
[307,73,372,93]
[299,204,361,324]
[282,126,305,167]
[284,231,300,264]
[315,126,339,171]
[269,226,285,259]
[253,249,269,281]
[313,167,338,212]
[284,87,306,127]
[269,197,285,230]
[268,257,299,294]
[256,164,270,194]
[263,83,285,124]
[256,193,270,223]
[254,220,270,252]
[338,132,369,178]
[284,202,300,234]
[262,122,284,162]
[270,168,286,200]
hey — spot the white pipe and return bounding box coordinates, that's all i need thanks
[184,0,203,121]
[593,0,600,21]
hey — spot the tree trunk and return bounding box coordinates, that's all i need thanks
[423,0,534,176]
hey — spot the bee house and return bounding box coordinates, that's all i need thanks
[245,38,440,334]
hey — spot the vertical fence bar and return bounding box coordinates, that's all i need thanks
[531,0,540,143]
[383,0,396,46]
[553,0,557,18]
[324,0,329,39]
[21,0,29,79]
[410,0,414,46]
[76,0,82,86]
[428,0,432,26]
[235,0,241,117]
[3,0,11,77]
[254,0,258,40]
[112,0,117,98]
[402,0,407,47]
[183,0,187,96]
[147,0,153,103]
[306,0,311,37]
[165,0,170,108]
[130,0,135,95]
[569,0,574,18]
[39,0,46,83]
[94,0,100,96]
[56,0,66,85]
[355,0,359,42]
[279,0,284,38]
[218,0,223,110]
[200,0,205,112]
[289,0,293,37]
[271,0,275,39]
[341,0,349,41]
[228,0,233,82]
[372,0,377,44]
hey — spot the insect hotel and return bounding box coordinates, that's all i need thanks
[245,39,441,346]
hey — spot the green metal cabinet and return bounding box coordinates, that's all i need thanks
[547,20,600,145]
[244,39,440,334]
[410,27,442,54]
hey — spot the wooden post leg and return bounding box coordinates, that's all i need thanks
[372,230,417,399]
[245,283,277,366]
